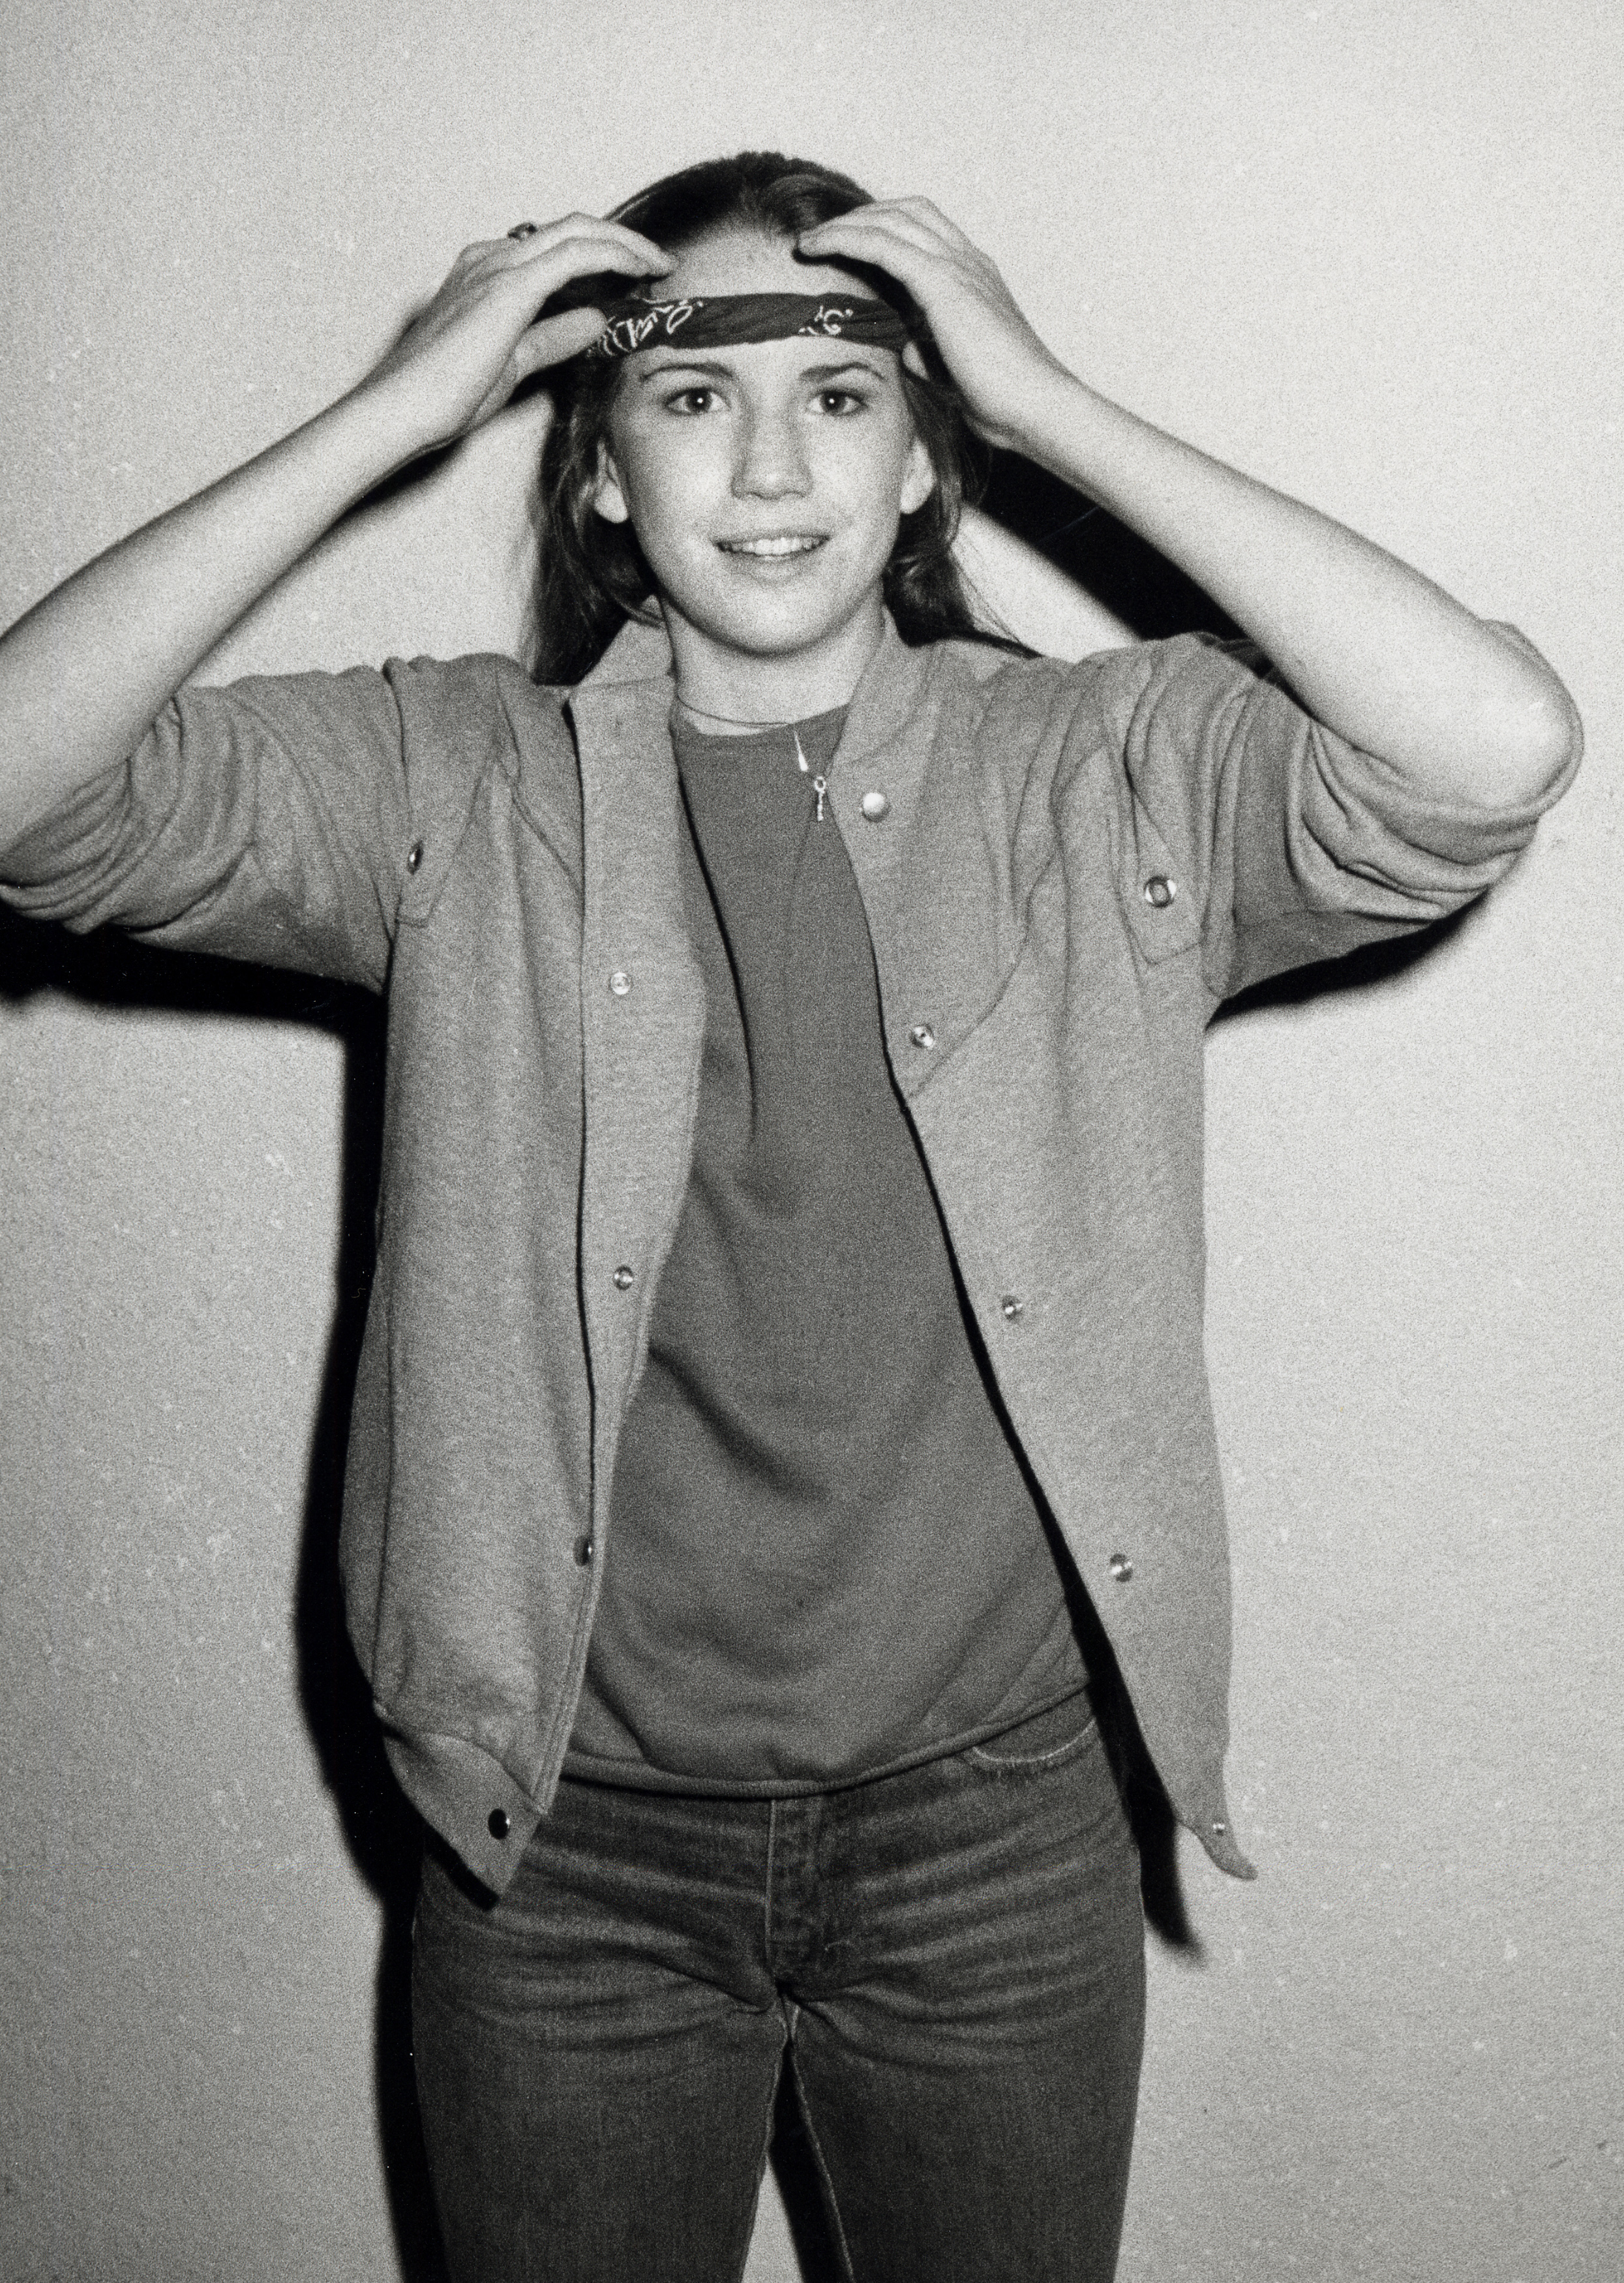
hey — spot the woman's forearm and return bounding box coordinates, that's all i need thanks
[0,380,429,850]
[0,217,674,853]
[1002,365,1578,806]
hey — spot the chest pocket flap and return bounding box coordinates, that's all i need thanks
[389,659,514,931]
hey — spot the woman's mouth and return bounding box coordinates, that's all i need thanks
[715,534,828,557]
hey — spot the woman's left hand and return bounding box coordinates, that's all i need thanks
[808,203,1578,812]
[796,198,1070,451]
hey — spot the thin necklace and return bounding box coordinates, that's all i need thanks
[671,693,800,731]
[670,695,830,823]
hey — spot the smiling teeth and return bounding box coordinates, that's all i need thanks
[720,536,825,556]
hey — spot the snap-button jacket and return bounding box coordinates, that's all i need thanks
[487,1807,510,1839]
[573,1534,595,1566]
[406,840,424,874]
[1142,874,1176,908]
[909,1023,937,1050]
[1000,1294,1025,1322]
[1108,1552,1134,1582]
[609,970,632,997]
[612,1265,634,1290]
[860,790,890,821]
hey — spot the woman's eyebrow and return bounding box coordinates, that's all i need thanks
[633,357,738,384]
[799,358,891,381]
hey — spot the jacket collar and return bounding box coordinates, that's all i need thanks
[566,607,940,777]
[573,612,675,693]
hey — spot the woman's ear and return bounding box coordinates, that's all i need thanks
[900,434,936,517]
[591,444,631,526]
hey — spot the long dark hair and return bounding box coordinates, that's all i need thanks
[530,152,1017,685]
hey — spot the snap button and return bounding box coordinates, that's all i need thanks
[1142,874,1175,909]
[1108,1552,1134,1582]
[609,970,632,997]
[860,790,890,821]
[909,1023,936,1050]
[1211,1819,1227,1836]
[573,1534,595,1566]
[1000,1294,1024,1322]
[487,1807,510,1839]
[612,1265,634,1290]
[406,840,424,874]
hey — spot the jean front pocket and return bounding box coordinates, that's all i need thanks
[965,1691,1100,1774]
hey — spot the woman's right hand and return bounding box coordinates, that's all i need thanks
[0,214,670,847]
[358,216,672,456]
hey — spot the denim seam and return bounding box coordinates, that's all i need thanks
[729,2036,789,2283]
[763,1798,778,1971]
[788,2042,861,2283]
[965,1711,1100,1772]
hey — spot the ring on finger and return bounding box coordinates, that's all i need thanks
[507,221,539,240]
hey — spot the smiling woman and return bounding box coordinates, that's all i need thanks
[532,156,999,695]
[0,145,1582,2283]
[590,250,929,664]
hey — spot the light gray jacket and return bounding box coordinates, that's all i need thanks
[3,615,1571,1893]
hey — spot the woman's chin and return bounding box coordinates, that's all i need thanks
[667,570,887,664]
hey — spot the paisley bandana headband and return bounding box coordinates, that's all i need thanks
[594,291,913,359]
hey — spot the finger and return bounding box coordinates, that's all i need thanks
[509,213,671,271]
[882,196,976,249]
[452,221,670,289]
[800,211,943,255]
[511,241,672,313]
[513,303,608,376]
[794,215,945,292]
[794,223,956,289]
[800,204,961,260]
[852,195,969,245]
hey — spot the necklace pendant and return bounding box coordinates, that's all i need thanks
[813,775,827,823]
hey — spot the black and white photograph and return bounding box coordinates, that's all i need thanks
[1,5,1617,2278]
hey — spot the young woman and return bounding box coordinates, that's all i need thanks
[0,155,1580,2282]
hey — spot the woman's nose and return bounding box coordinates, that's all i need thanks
[731,410,810,500]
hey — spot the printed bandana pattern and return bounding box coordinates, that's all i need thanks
[594,292,912,358]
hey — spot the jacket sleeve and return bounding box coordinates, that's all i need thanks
[1090,629,1582,1002]
[0,661,433,991]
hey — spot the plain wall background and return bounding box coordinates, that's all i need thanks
[1,3,1619,2277]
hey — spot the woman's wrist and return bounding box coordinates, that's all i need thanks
[303,371,449,495]
[994,367,1180,514]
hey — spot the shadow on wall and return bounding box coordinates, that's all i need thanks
[978,455,1246,645]
[0,475,1463,2281]
[0,918,447,2276]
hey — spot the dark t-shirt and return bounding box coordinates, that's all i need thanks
[564,706,1087,1793]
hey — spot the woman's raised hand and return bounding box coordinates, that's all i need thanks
[361,215,672,455]
[801,204,1576,809]
[0,215,669,845]
[795,200,1070,452]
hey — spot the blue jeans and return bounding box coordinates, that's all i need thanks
[412,1693,1146,2282]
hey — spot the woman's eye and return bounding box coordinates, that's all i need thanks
[815,389,865,416]
[663,387,715,415]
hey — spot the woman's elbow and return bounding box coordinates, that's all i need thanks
[1469,629,1584,811]
[1481,677,1583,810]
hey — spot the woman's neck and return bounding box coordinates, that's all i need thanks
[661,597,886,736]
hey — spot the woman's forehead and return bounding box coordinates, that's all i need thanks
[624,334,900,387]
[657,227,855,302]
